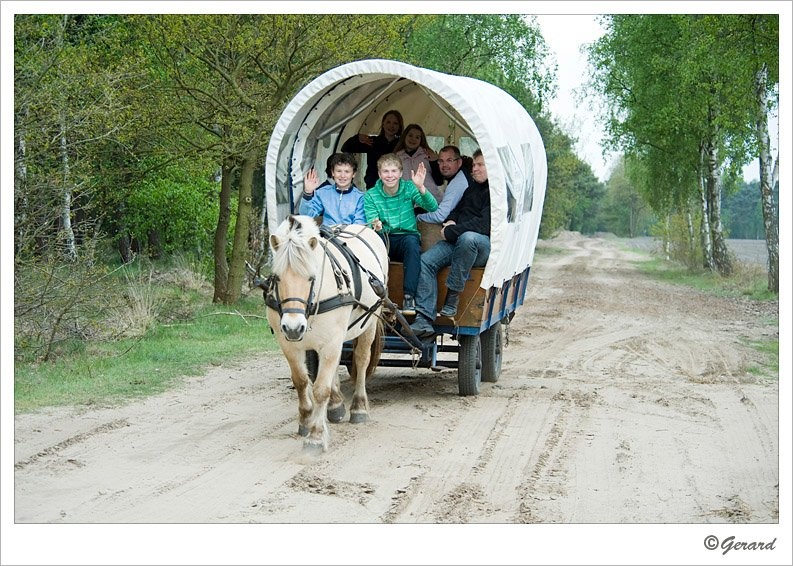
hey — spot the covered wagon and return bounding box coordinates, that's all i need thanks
[264,59,547,395]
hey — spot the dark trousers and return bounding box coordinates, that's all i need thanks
[386,233,421,297]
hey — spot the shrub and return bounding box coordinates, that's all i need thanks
[123,165,223,257]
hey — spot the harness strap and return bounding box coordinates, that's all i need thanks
[321,230,363,301]
[266,225,386,328]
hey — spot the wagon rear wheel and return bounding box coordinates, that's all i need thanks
[481,322,503,383]
[457,334,482,396]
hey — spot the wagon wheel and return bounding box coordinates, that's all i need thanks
[481,321,503,383]
[305,350,319,383]
[457,334,482,396]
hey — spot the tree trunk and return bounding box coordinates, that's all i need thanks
[117,234,133,264]
[212,160,234,303]
[224,155,256,304]
[685,209,696,263]
[754,63,779,293]
[59,116,77,261]
[147,230,162,259]
[15,107,29,256]
[698,155,715,271]
[704,139,732,276]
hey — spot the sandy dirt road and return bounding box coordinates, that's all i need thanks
[13,232,779,530]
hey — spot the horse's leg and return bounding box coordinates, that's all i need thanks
[282,347,313,437]
[349,322,376,424]
[304,343,343,453]
[327,370,346,424]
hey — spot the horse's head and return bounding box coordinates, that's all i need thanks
[268,215,322,341]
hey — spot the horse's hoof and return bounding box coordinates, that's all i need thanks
[327,404,346,423]
[298,424,309,437]
[302,440,325,456]
[349,411,369,424]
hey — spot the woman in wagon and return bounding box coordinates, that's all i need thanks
[410,149,490,337]
[393,123,444,202]
[341,109,404,188]
[299,152,366,226]
[364,153,438,315]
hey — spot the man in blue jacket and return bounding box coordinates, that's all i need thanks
[299,153,366,225]
[410,149,491,337]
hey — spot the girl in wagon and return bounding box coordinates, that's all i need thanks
[393,123,444,202]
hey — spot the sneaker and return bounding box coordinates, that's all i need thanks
[409,314,435,338]
[401,294,416,316]
[439,290,459,317]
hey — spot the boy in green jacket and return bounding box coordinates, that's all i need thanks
[364,153,438,315]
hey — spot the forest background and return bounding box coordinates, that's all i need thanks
[8,12,781,369]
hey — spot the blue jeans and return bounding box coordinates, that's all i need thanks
[415,231,490,320]
[386,233,421,297]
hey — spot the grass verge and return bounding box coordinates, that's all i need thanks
[14,294,277,413]
[633,256,777,302]
[743,338,780,378]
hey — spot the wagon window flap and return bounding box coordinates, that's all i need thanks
[498,143,534,223]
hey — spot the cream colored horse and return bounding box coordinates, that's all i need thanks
[266,215,388,453]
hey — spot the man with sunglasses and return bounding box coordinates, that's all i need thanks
[415,145,470,224]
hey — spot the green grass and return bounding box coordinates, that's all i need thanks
[743,338,780,378]
[14,295,278,413]
[633,256,777,301]
[534,243,568,256]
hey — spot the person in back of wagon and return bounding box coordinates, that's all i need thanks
[415,145,471,225]
[364,153,438,315]
[410,149,490,337]
[299,152,365,226]
[393,123,444,202]
[341,109,404,189]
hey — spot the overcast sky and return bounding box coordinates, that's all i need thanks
[535,14,613,181]
[535,12,777,184]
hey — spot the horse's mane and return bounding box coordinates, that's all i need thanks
[271,216,320,279]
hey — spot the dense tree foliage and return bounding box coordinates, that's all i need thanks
[402,14,555,113]
[588,14,778,289]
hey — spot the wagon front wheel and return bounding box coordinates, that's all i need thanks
[457,334,482,396]
[481,321,503,383]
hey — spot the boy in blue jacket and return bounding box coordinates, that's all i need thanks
[300,153,365,225]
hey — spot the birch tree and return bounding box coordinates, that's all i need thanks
[588,15,778,282]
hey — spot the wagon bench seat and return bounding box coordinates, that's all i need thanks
[387,262,487,329]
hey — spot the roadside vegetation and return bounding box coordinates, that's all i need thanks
[634,256,776,302]
[14,256,277,413]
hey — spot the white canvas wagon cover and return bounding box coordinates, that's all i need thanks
[265,59,547,290]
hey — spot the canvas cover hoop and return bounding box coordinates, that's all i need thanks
[265,59,547,290]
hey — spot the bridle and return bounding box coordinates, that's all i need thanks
[261,225,386,330]
[264,273,317,318]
